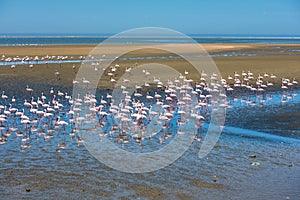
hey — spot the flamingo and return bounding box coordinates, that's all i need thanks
[26,85,33,94]
[1,91,8,100]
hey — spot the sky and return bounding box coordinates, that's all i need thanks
[0,0,300,36]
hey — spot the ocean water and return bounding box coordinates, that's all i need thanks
[0,35,300,46]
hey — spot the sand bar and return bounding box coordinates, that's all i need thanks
[0,43,299,90]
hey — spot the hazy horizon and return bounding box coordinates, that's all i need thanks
[1,33,300,37]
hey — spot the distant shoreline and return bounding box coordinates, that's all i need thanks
[0,36,300,46]
[1,43,300,56]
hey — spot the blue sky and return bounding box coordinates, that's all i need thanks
[0,0,299,35]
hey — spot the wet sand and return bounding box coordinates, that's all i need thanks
[0,43,300,91]
[0,43,266,56]
[0,128,299,199]
[1,43,299,56]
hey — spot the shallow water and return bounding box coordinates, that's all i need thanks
[0,127,299,199]
[226,89,300,139]
[0,84,299,199]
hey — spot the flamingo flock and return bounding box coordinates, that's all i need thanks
[1,54,83,66]
[0,54,298,150]
[0,51,298,151]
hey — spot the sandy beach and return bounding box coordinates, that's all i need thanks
[1,43,299,56]
[1,43,300,91]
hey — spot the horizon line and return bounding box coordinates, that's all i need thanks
[1,33,300,39]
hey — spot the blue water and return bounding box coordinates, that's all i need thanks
[0,35,300,46]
